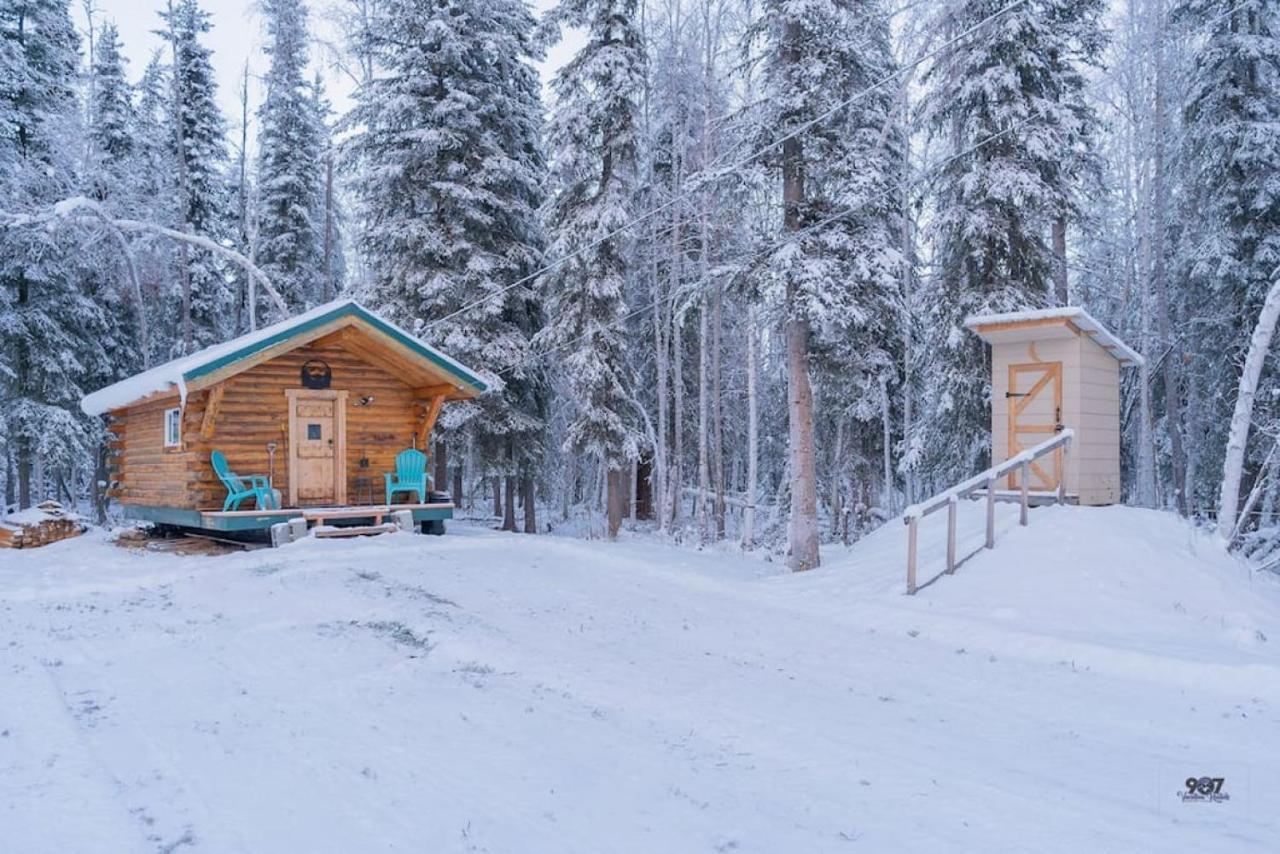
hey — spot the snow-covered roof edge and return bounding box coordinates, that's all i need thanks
[81,299,489,416]
[964,307,1145,367]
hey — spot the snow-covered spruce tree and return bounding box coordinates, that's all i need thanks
[749,0,905,569]
[537,0,645,538]
[85,22,135,204]
[918,0,1105,487]
[310,74,345,301]
[255,0,326,314]
[82,19,146,382]
[0,0,110,508]
[159,0,234,350]
[349,0,549,517]
[1173,0,1280,537]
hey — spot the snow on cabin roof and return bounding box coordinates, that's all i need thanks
[81,299,489,416]
[964,307,1145,367]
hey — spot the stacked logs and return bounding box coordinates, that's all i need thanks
[0,501,87,549]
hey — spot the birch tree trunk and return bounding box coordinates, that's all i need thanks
[712,279,726,540]
[1134,142,1157,507]
[743,304,759,549]
[1150,0,1187,515]
[1217,268,1280,539]
[671,304,685,525]
[697,293,710,540]
[651,228,669,531]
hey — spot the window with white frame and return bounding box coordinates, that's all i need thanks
[164,407,182,447]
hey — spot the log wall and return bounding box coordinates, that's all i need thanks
[109,342,429,510]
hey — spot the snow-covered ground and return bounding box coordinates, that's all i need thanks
[2,504,1277,852]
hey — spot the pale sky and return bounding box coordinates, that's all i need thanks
[74,0,579,146]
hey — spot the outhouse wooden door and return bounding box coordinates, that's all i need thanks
[286,389,348,507]
[1006,361,1063,490]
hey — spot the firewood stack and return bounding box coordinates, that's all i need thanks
[0,501,87,549]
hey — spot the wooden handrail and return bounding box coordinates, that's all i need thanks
[904,430,1073,594]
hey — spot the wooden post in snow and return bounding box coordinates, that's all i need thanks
[906,515,918,595]
[945,496,957,574]
[1020,461,1030,526]
[985,475,996,549]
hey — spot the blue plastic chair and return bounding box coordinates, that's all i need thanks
[385,448,430,504]
[211,451,277,511]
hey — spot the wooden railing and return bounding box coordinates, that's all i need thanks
[902,430,1074,594]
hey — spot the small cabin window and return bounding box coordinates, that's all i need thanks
[164,407,182,447]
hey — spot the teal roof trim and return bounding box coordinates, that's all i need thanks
[184,303,488,392]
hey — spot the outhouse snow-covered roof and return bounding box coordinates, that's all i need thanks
[964,307,1144,367]
[81,299,490,416]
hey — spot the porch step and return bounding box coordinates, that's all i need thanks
[312,523,398,539]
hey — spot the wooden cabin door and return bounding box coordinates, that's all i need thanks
[1007,362,1063,491]
[286,390,348,507]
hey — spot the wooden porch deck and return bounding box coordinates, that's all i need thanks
[124,501,455,532]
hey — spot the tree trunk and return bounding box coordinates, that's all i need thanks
[606,467,625,539]
[1217,267,1280,539]
[434,440,447,496]
[452,465,462,508]
[323,150,335,302]
[785,313,820,571]
[629,458,638,523]
[1134,145,1157,507]
[781,22,820,572]
[743,304,759,550]
[492,476,502,518]
[1052,215,1068,305]
[880,378,895,515]
[522,473,537,533]
[502,476,517,532]
[696,294,710,540]
[671,306,685,524]
[651,230,669,532]
[712,280,726,540]
[1150,0,1186,515]
[17,438,31,510]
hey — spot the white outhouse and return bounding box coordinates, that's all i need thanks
[966,307,1143,506]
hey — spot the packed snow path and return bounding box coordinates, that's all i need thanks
[2,505,1277,852]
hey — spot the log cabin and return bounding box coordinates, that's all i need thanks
[81,299,488,536]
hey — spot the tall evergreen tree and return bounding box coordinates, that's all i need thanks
[1177,0,1280,516]
[256,0,325,314]
[919,0,1105,484]
[350,0,549,504]
[751,0,906,568]
[537,0,645,538]
[85,22,134,204]
[159,0,234,349]
[0,0,109,507]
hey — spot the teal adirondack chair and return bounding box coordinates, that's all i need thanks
[211,450,278,512]
[385,448,431,505]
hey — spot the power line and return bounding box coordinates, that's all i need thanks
[425,0,1031,332]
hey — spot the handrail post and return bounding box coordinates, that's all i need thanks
[946,496,957,574]
[1019,461,1030,526]
[985,475,996,549]
[906,516,918,594]
[1058,437,1070,504]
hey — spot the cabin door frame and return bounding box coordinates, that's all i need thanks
[1006,361,1063,491]
[286,388,348,507]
